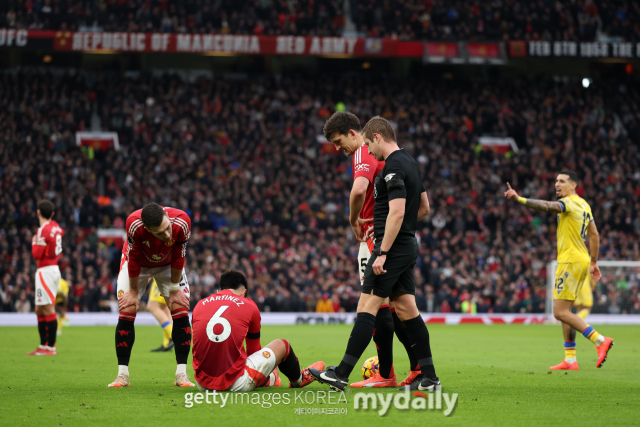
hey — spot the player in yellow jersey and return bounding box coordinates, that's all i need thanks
[55,277,69,336]
[505,171,614,369]
[147,279,174,352]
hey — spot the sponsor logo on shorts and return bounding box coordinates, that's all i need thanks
[118,290,124,298]
[183,287,189,294]
[263,351,271,358]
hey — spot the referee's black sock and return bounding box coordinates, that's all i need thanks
[392,310,419,371]
[335,312,376,380]
[373,306,394,379]
[403,315,437,379]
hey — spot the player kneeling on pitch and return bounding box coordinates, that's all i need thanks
[192,270,324,391]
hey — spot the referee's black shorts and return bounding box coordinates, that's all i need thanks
[362,242,418,300]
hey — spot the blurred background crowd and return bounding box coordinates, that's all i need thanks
[1,69,639,314]
[2,0,640,42]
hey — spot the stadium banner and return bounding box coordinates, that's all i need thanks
[423,42,506,64]
[423,42,464,64]
[466,43,506,64]
[97,228,127,248]
[511,40,640,58]
[75,131,120,151]
[0,29,423,57]
[1,312,639,326]
[479,136,520,154]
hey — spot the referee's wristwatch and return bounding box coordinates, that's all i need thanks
[374,248,388,256]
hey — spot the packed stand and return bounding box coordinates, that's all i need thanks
[3,1,640,42]
[352,0,640,42]
[1,71,639,315]
[1,0,345,36]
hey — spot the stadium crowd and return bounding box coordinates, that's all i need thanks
[2,1,640,42]
[1,71,639,315]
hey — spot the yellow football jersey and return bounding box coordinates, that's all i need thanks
[57,278,69,297]
[557,194,593,263]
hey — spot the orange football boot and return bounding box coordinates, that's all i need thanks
[596,337,614,368]
[289,361,325,388]
[108,374,131,387]
[350,372,398,388]
[399,370,422,386]
[26,346,47,355]
[174,372,195,387]
[550,360,579,370]
[272,369,282,387]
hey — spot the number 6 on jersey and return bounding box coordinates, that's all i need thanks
[206,306,232,343]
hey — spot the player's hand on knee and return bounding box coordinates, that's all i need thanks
[118,290,140,311]
[373,255,387,275]
[168,289,189,309]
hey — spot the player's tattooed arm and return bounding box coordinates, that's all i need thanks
[504,183,562,213]
[522,199,563,213]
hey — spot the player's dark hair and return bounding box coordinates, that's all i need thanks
[140,203,166,228]
[362,116,396,142]
[560,170,579,184]
[37,200,54,219]
[323,111,362,141]
[220,270,248,291]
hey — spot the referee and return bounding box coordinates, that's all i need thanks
[309,116,440,392]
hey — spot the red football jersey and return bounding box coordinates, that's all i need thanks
[192,290,262,391]
[352,144,385,232]
[32,220,65,268]
[122,207,191,277]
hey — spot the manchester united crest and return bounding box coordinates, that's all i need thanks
[118,290,124,298]
[262,351,271,359]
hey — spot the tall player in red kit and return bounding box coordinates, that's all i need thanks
[192,270,324,391]
[323,111,422,387]
[109,203,194,388]
[27,200,64,356]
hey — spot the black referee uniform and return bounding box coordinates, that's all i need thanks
[362,149,425,300]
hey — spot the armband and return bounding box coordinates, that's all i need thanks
[518,197,527,205]
[168,282,180,292]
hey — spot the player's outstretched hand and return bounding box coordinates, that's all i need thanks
[590,262,602,282]
[351,218,373,242]
[372,255,387,275]
[118,290,140,311]
[168,289,190,309]
[504,182,520,201]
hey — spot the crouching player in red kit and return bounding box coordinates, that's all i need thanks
[109,203,194,388]
[192,270,324,391]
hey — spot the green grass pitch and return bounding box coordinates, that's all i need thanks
[1,324,639,426]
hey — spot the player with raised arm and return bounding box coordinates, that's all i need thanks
[191,270,324,391]
[27,200,65,356]
[323,111,424,387]
[108,203,194,388]
[504,172,614,369]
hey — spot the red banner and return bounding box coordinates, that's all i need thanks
[14,30,423,57]
[467,43,500,58]
[425,42,459,58]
